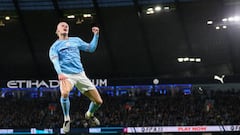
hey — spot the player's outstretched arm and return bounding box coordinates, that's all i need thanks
[78,27,100,52]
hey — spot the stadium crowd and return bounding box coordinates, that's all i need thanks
[0,87,240,128]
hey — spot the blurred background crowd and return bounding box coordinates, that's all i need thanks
[0,87,239,129]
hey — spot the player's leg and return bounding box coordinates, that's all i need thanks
[60,79,73,133]
[84,89,103,116]
[83,89,103,126]
[75,72,103,126]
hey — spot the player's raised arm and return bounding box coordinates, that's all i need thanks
[77,27,100,52]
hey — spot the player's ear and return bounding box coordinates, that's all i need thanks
[55,30,59,36]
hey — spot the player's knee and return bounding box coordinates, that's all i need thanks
[96,98,103,105]
[61,91,69,98]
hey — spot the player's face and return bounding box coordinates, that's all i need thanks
[56,22,69,36]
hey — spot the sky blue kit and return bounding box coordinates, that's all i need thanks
[49,34,99,75]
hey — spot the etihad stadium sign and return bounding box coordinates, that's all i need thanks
[7,80,59,88]
[6,79,108,88]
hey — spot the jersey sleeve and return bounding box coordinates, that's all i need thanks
[77,34,99,52]
[49,45,62,74]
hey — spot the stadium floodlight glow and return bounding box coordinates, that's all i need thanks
[207,20,213,25]
[228,17,234,22]
[67,15,75,19]
[164,6,170,10]
[195,58,201,62]
[222,18,228,22]
[5,16,10,20]
[147,7,154,11]
[146,7,154,14]
[233,16,240,21]
[189,58,195,62]
[225,16,240,22]
[177,58,184,62]
[222,25,227,29]
[155,6,162,11]
[227,16,240,22]
[146,10,154,14]
[178,57,201,63]
[183,57,189,62]
[153,79,159,85]
[216,26,220,30]
[83,14,92,18]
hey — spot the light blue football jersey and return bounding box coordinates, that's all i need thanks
[49,34,99,74]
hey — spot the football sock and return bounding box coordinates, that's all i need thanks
[60,97,70,121]
[86,101,101,117]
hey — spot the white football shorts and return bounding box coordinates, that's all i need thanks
[63,71,96,93]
